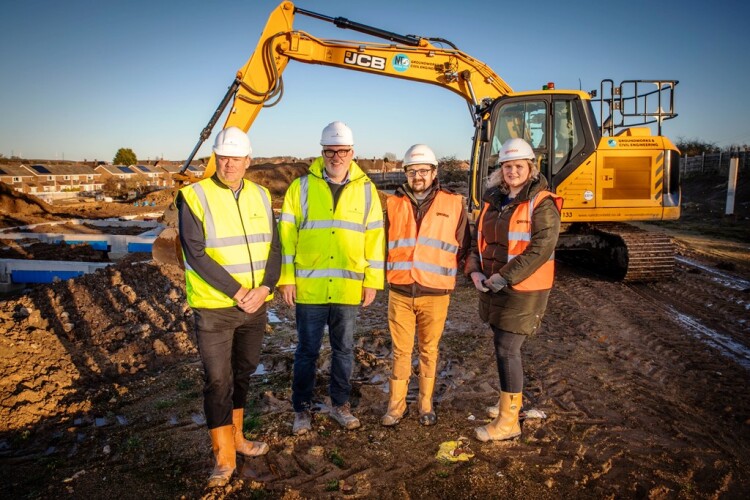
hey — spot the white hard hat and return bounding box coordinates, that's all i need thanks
[402,144,438,168]
[213,127,252,157]
[498,138,534,164]
[320,121,354,146]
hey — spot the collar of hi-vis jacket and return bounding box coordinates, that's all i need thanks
[308,157,366,183]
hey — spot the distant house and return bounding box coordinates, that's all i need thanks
[22,163,101,194]
[132,164,168,188]
[95,164,141,181]
[158,162,206,187]
[0,164,35,193]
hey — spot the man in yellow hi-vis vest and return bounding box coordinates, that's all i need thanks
[177,127,280,487]
[278,121,385,435]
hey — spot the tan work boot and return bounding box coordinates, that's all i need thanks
[381,378,409,426]
[207,425,236,488]
[475,391,522,442]
[329,402,361,430]
[417,376,437,426]
[232,408,269,457]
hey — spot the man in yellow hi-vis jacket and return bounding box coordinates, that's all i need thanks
[278,121,385,435]
[178,127,280,487]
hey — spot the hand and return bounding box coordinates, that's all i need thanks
[279,284,296,306]
[361,287,377,307]
[236,286,269,314]
[484,273,507,293]
[471,272,490,292]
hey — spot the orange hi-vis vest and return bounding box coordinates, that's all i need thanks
[387,190,464,289]
[477,190,563,292]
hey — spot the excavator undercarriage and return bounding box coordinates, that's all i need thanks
[557,223,675,281]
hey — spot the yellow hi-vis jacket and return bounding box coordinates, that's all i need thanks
[386,191,464,290]
[180,178,274,309]
[278,158,385,305]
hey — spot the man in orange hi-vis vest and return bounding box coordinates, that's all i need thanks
[382,144,470,427]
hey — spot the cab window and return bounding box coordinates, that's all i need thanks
[490,100,547,166]
[552,100,584,174]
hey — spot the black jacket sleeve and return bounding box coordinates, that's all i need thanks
[261,216,281,290]
[455,206,471,268]
[176,191,242,299]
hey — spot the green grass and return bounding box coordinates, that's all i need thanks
[325,479,340,491]
[329,448,345,468]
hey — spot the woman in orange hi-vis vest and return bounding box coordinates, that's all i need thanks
[465,138,562,443]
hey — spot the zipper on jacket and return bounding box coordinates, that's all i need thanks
[235,190,256,289]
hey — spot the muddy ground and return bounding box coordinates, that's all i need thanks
[0,172,749,499]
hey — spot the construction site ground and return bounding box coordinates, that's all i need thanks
[0,171,749,499]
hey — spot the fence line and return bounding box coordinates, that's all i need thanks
[679,149,748,177]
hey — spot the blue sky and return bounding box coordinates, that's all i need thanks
[1,0,748,163]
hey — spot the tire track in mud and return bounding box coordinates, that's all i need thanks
[518,263,750,497]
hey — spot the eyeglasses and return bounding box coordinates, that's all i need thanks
[405,168,434,178]
[322,149,352,159]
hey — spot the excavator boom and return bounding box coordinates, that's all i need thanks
[174,1,510,184]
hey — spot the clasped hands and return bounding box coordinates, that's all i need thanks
[234,286,270,314]
[470,272,507,293]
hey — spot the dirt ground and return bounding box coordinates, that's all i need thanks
[0,171,749,499]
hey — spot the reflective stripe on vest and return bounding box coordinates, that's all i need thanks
[477,190,563,292]
[181,179,274,308]
[386,191,464,289]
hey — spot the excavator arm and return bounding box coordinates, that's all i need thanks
[174,1,511,183]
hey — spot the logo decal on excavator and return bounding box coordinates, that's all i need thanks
[344,51,386,71]
[608,139,617,147]
[392,54,410,72]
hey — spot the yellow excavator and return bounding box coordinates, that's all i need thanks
[155,1,681,281]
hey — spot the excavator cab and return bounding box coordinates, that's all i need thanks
[475,81,681,280]
[478,92,598,201]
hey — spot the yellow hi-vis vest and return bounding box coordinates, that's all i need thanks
[180,178,274,309]
[386,191,464,290]
[278,158,385,305]
[478,191,563,292]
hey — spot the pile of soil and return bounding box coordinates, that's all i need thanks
[0,240,110,261]
[0,183,57,228]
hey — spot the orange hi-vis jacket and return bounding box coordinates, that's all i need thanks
[386,191,464,290]
[478,191,563,292]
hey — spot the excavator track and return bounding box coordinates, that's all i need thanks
[557,223,675,281]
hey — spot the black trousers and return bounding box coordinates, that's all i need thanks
[491,325,526,393]
[193,305,266,429]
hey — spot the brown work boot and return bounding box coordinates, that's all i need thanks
[329,402,361,430]
[381,378,409,426]
[207,425,236,488]
[417,376,437,426]
[232,408,269,457]
[475,392,522,442]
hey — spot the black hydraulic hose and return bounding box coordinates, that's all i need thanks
[180,79,241,174]
[295,6,422,46]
